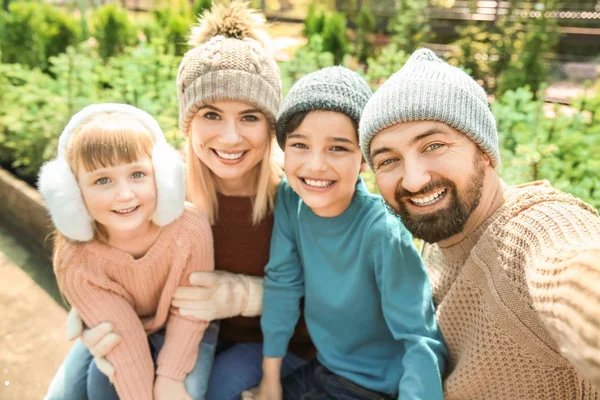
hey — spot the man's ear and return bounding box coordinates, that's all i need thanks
[480,150,492,167]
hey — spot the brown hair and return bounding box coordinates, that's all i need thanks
[282,110,359,147]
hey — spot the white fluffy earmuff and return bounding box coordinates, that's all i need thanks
[38,103,186,242]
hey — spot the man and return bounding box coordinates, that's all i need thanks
[358,48,600,399]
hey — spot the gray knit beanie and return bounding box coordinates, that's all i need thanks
[359,48,499,169]
[276,66,372,148]
[177,1,282,136]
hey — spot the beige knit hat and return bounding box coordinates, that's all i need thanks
[177,0,282,137]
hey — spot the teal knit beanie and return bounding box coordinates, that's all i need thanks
[359,48,500,169]
[276,66,372,148]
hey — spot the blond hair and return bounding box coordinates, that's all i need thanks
[62,112,156,243]
[186,134,281,225]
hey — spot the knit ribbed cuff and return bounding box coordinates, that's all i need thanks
[241,275,264,317]
[262,334,291,358]
[156,317,209,381]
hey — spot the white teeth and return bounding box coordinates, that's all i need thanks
[304,179,334,188]
[115,206,137,214]
[410,189,446,206]
[215,150,245,160]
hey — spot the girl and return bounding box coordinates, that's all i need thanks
[39,103,216,400]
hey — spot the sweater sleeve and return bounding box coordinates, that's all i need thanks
[371,215,447,400]
[59,267,154,400]
[521,202,600,389]
[261,183,304,358]
[156,208,214,380]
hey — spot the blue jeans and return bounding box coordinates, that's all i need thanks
[281,359,395,400]
[44,321,219,400]
[206,342,307,400]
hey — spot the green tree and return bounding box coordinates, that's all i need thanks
[91,4,137,60]
[151,8,193,56]
[387,0,431,54]
[354,6,376,64]
[321,11,349,64]
[496,0,559,97]
[303,2,326,38]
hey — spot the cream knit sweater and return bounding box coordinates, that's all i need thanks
[425,181,600,399]
[54,205,213,400]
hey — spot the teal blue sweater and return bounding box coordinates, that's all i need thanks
[261,178,446,399]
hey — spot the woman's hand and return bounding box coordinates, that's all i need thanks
[66,308,120,379]
[172,270,264,320]
[154,375,192,400]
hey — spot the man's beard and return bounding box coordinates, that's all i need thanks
[389,157,486,244]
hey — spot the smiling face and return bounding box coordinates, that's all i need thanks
[77,158,158,240]
[370,121,490,243]
[190,100,270,194]
[284,111,363,217]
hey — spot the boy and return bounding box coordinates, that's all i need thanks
[254,67,447,400]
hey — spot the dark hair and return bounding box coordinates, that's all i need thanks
[282,110,359,146]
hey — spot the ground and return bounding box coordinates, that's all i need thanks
[0,227,70,400]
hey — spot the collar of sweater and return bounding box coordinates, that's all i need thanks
[85,215,180,266]
[433,179,597,260]
[435,180,540,259]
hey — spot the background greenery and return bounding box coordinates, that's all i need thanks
[0,0,598,210]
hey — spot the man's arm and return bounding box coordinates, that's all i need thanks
[527,245,600,389]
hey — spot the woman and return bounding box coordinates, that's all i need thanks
[44,2,312,399]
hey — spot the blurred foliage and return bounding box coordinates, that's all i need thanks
[91,4,138,60]
[279,35,335,94]
[302,3,349,64]
[363,43,409,88]
[354,6,376,64]
[0,2,80,70]
[449,0,559,96]
[496,1,559,97]
[493,86,600,209]
[303,2,326,38]
[387,0,431,54]
[149,8,193,56]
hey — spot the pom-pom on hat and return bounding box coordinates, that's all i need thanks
[177,0,282,136]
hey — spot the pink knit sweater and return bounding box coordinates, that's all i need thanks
[425,181,600,399]
[54,205,213,400]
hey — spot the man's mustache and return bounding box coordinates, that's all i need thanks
[394,179,455,204]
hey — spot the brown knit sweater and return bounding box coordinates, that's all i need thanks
[54,205,213,400]
[213,193,313,358]
[424,180,600,399]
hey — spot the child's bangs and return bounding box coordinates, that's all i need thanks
[69,113,155,173]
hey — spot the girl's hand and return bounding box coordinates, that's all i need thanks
[154,376,192,400]
[66,308,120,380]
